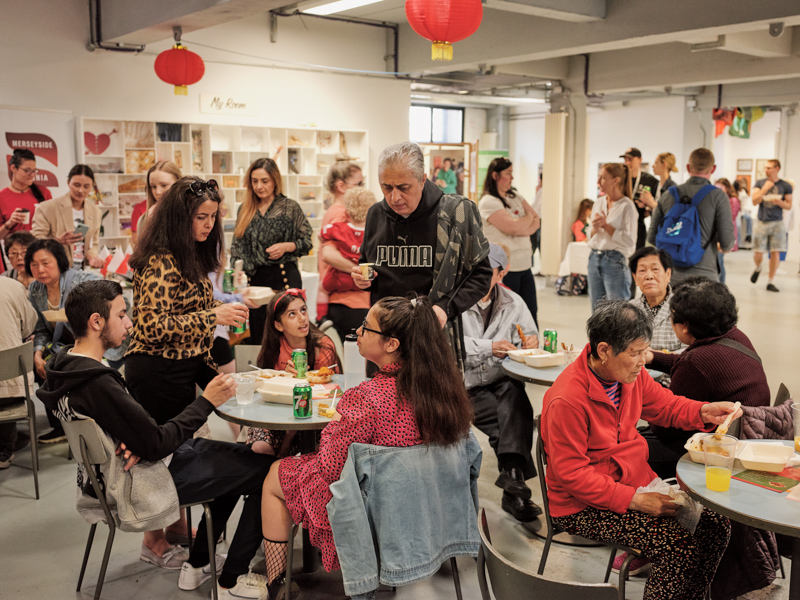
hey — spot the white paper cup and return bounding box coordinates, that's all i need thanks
[19,210,30,224]
[359,263,375,280]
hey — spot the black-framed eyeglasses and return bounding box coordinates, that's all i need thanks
[360,318,385,336]
[190,179,219,197]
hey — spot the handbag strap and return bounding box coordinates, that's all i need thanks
[712,337,762,364]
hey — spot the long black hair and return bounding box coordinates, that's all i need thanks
[129,176,223,283]
[374,295,473,446]
[256,289,341,371]
[8,149,45,203]
[482,156,516,208]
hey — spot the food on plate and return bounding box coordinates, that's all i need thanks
[317,402,336,418]
[307,366,334,384]
[515,324,526,345]
[561,342,575,352]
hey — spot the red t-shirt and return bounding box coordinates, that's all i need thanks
[0,186,52,233]
[320,222,364,294]
[130,201,148,233]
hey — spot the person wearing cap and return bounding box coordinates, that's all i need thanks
[621,148,660,250]
[462,244,542,523]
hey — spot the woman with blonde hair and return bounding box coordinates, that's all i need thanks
[318,156,363,322]
[230,157,312,345]
[132,160,182,243]
[587,163,637,311]
[639,152,679,210]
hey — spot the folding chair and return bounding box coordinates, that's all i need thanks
[0,340,38,499]
[62,418,218,600]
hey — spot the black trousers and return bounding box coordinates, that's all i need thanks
[639,425,691,480]
[246,262,302,346]
[125,354,218,425]
[468,377,536,479]
[169,438,277,578]
[503,269,538,328]
[0,396,22,452]
[326,303,368,343]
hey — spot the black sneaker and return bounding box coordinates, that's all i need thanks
[750,269,761,284]
[38,428,66,444]
[501,491,542,522]
[767,283,780,292]
[495,468,532,500]
[267,573,300,600]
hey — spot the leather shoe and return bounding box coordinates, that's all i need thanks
[495,468,532,499]
[501,491,542,522]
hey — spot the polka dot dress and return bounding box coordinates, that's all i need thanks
[278,363,422,572]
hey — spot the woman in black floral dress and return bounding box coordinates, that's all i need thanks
[231,158,312,345]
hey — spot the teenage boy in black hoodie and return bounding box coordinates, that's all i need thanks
[37,280,276,600]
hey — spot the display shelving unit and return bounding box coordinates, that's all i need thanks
[79,118,369,271]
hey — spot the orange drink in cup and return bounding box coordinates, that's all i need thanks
[793,403,800,452]
[703,434,737,492]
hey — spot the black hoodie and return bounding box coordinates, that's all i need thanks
[361,179,447,311]
[37,350,214,462]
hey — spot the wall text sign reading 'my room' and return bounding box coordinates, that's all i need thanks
[199,94,257,116]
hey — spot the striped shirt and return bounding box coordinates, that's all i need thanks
[590,366,621,409]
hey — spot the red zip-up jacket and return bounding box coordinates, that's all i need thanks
[541,344,712,517]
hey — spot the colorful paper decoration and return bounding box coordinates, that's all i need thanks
[405,0,483,61]
[154,43,205,95]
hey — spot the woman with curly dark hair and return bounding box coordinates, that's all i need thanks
[642,276,770,479]
[125,176,248,425]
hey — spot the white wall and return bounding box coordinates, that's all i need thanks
[508,112,546,199]
[586,96,687,198]
[464,107,487,146]
[0,0,410,192]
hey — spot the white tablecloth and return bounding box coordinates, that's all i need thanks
[557,242,590,277]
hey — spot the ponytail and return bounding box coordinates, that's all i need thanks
[8,148,45,203]
[375,295,473,446]
[602,163,632,199]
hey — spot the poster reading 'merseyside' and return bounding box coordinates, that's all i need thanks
[0,107,75,197]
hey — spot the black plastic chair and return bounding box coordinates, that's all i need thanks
[535,416,642,600]
[0,341,38,498]
[477,508,619,600]
[62,418,218,600]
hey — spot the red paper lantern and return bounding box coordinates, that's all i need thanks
[154,43,205,95]
[405,0,483,61]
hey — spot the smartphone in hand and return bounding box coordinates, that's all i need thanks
[73,223,90,238]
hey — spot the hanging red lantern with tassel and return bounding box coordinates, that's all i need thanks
[154,42,205,95]
[405,0,483,61]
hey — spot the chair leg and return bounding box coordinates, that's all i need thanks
[450,557,463,600]
[77,524,97,591]
[285,523,299,600]
[186,506,193,548]
[28,414,39,500]
[94,522,116,600]
[604,548,616,583]
[203,503,218,600]
[617,552,636,600]
[779,555,786,579]
[537,534,553,575]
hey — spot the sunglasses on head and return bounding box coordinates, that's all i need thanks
[190,179,219,197]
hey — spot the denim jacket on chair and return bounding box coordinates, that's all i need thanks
[326,431,482,598]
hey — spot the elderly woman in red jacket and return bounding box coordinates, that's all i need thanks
[540,300,740,600]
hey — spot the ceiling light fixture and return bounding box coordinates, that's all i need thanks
[302,0,384,16]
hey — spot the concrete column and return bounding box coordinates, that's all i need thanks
[486,106,511,150]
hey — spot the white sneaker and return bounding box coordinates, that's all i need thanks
[215,572,269,600]
[178,554,226,590]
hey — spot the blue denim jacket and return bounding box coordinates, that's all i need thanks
[326,431,482,597]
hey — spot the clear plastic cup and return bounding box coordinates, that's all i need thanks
[793,403,800,453]
[702,434,737,492]
[232,374,256,405]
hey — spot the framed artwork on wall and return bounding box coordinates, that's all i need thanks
[737,159,753,172]
[755,159,769,181]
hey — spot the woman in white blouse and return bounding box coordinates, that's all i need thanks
[479,157,541,324]
[587,163,638,311]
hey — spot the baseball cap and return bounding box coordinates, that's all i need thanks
[620,148,642,159]
[487,244,508,271]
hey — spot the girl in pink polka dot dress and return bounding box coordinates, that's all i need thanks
[258,296,475,599]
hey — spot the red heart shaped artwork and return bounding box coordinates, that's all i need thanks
[84,129,117,155]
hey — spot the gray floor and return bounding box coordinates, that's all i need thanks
[0,249,794,599]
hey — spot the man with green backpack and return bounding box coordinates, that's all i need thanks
[647,148,735,285]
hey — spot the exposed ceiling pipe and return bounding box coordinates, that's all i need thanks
[86,0,145,53]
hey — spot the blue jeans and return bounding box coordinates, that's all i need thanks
[587,249,631,311]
